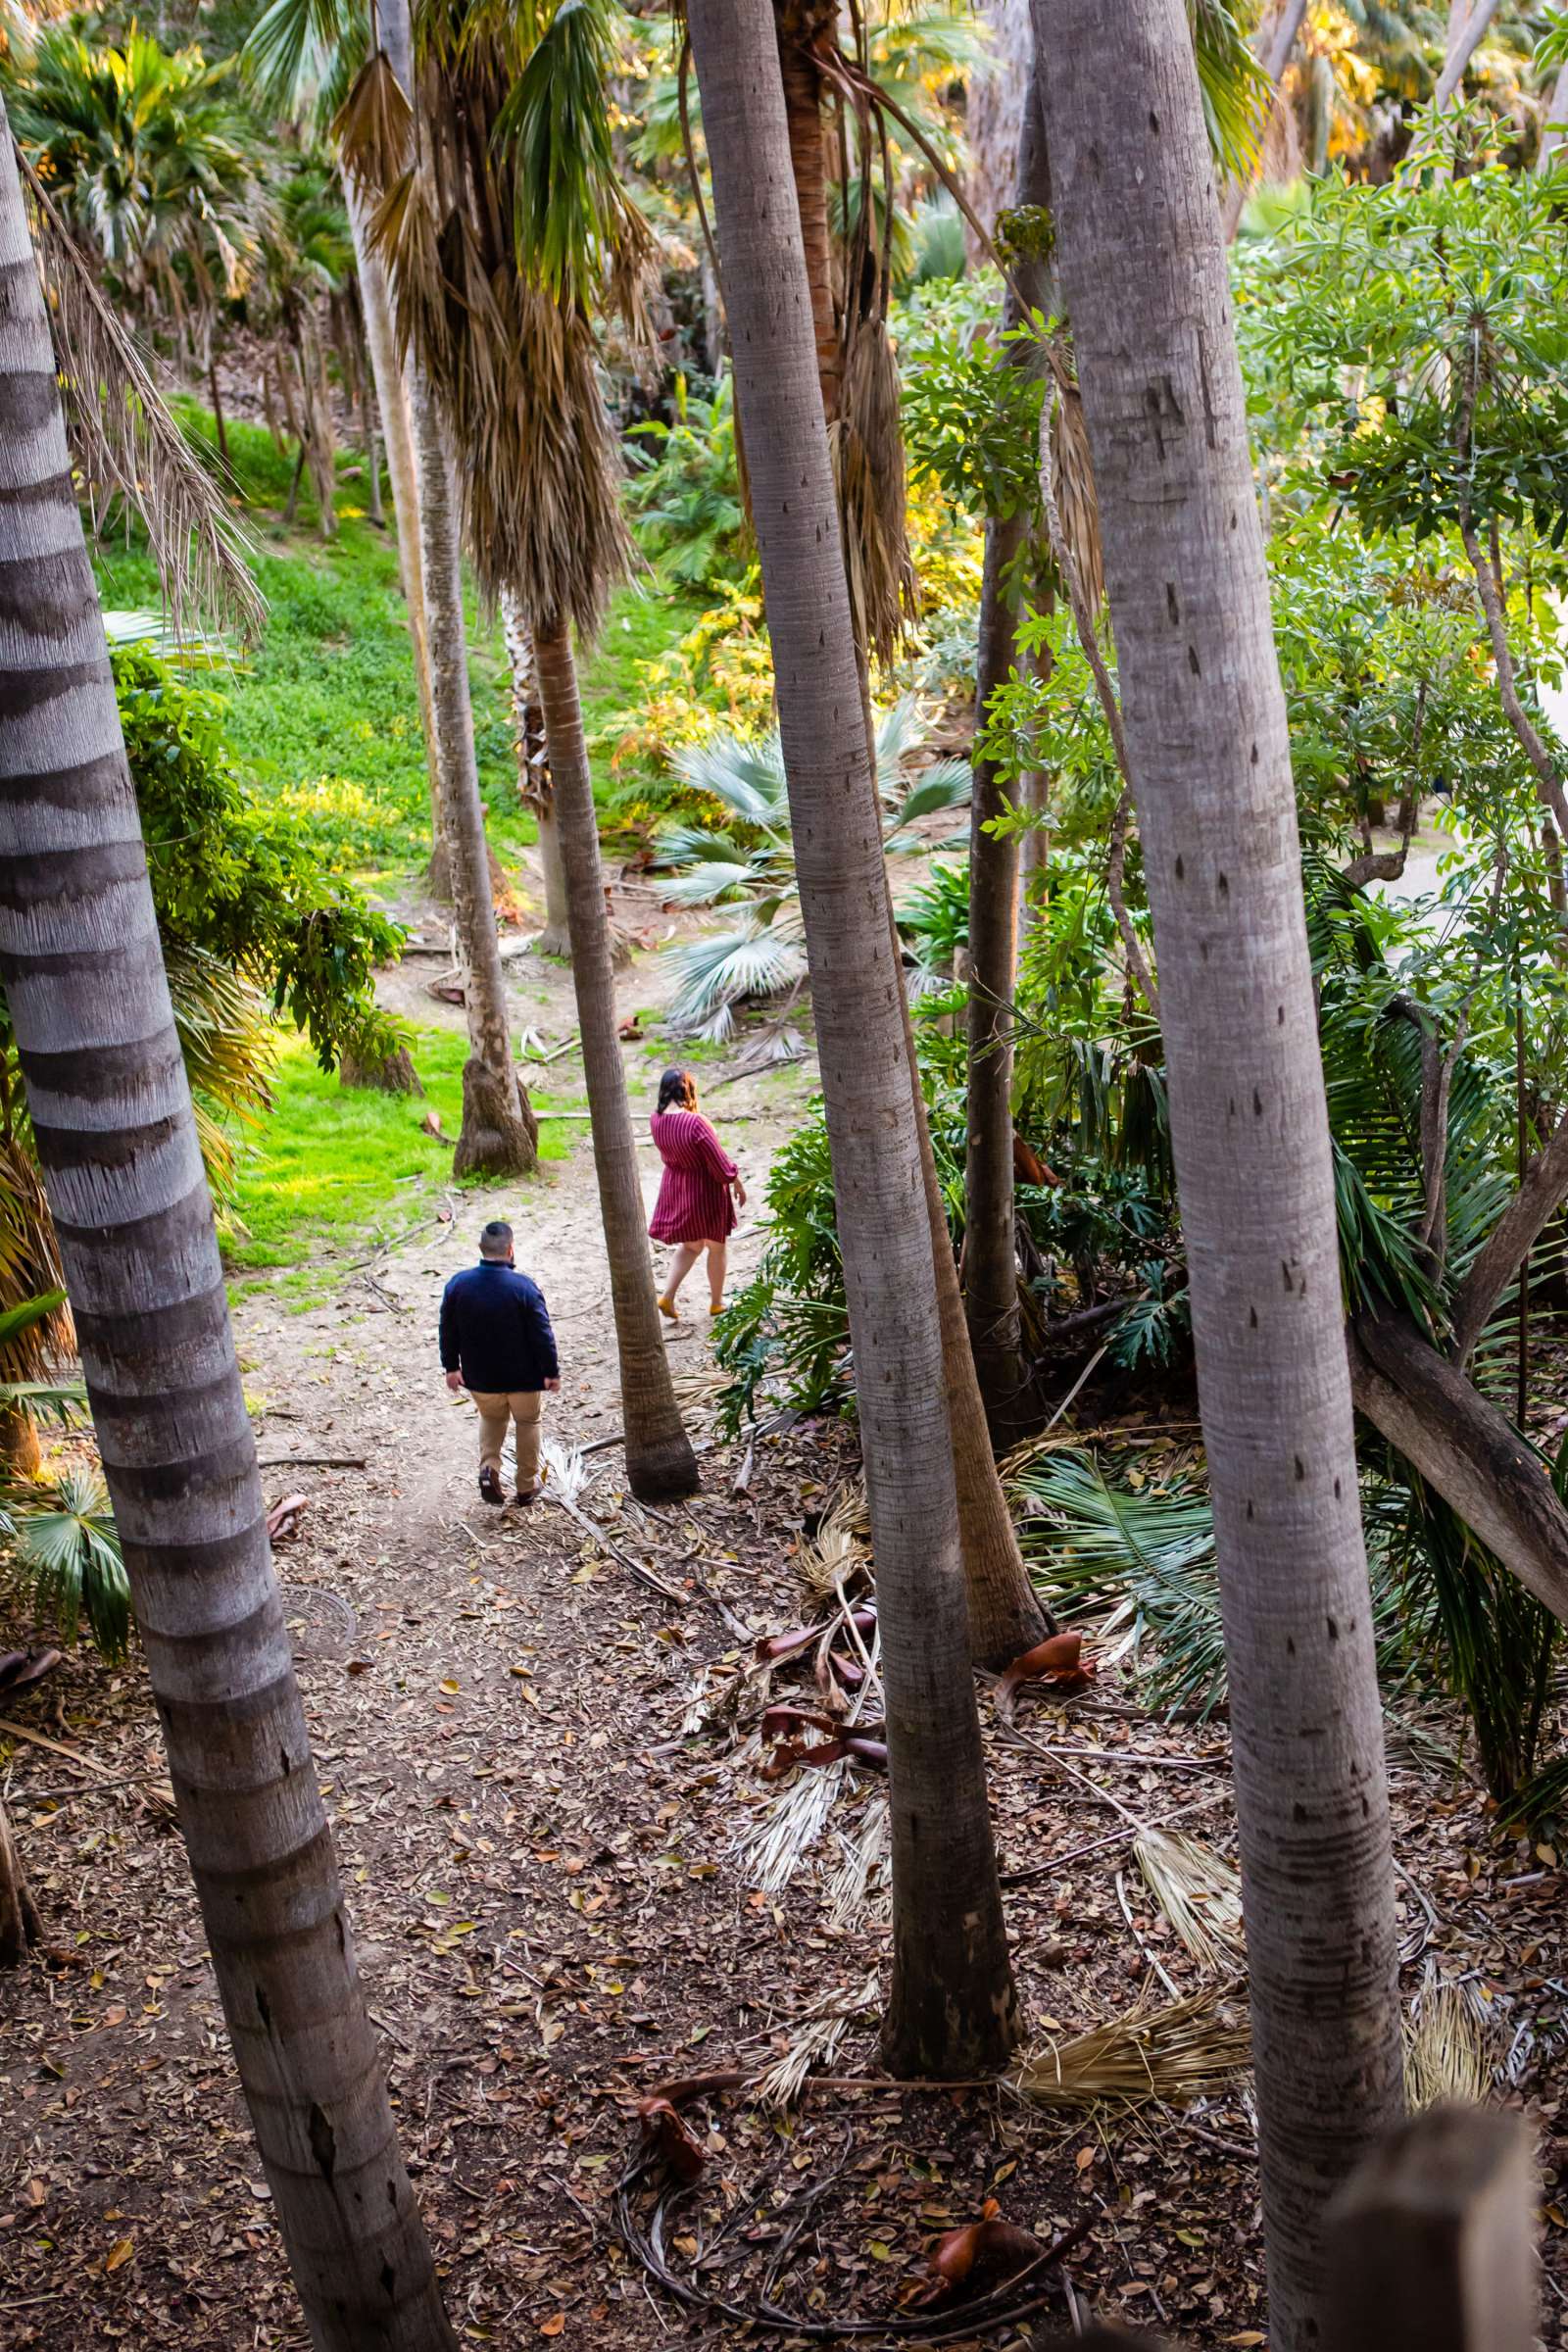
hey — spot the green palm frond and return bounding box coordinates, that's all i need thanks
[499,0,654,324]
[662,920,809,1041]
[670,732,791,830]
[8,1464,129,1662]
[1190,0,1269,181]
[244,0,367,127]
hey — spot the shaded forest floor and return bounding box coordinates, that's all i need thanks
[6,910,1568,2349]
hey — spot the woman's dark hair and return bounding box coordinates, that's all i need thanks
[658,1067,697,1113]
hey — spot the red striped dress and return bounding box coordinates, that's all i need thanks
[648,1109,738,1244]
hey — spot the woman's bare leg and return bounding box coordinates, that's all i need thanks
[706,1241,728,1311]
[663,1243,703,1309]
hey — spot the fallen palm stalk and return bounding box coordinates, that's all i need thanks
[1013,1984,1251,2110]
[537,1442,689,1604]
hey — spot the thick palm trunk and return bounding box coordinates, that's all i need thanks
[412,390,537,1176]
[1033,7,1403,2343]
[501,588,571,958]
[689,0,1018,2078]
[774,5,840,423]
[964,58,1053,1435]
[531,621,699,1502]
[343,177,439,792]
[0,122,454,2347]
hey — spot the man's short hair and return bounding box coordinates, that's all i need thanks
[479,1221,514,1260]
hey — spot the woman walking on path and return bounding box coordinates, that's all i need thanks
[649,1068,746,1317]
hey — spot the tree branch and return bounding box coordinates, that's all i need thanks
[1348,1309,1568,1624]
[1435,0,1502,110]
[1449,1113,1568,1365]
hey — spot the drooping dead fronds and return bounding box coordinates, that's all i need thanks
[17,150,263,641]
[833,318,915,671]
[753,1970,879,2110]
[1404,1975,1494,2111]
[1046,367,1104,618]
[1134,1829,1245,1975]
[1014,1984,1250,2110]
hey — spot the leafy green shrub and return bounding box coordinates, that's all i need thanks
[2,1463,128,1663]
[626,373,747,589]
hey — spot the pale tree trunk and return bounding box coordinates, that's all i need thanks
[1032,7,1404,2345]
[689,0,1019,2077]
[531,623,700,1502]
[1018,759,1050,933]
[1437,0,1500,107]
[360,331,384,528]
[412,388,537,1177]
[964,0,1035,260]
[964,56,1052,1437]
[0,116,455,2347]
[343,178,437,766]
[1539,53,1568,172]
[502,587,570,958]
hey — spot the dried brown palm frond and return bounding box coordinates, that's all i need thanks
[733,1749,848,1895]
[17,154,262,641]
[1013,1984,1250,2110]
[1404,1977,1494,2111]
[826,1793,890,1933]
[1045,356,1104,620]
[329,50,414,207]
[797,1485,870,1598]
[1134,1829,1245,1976]
[833,318,916,672]
[753,1970,879,2110]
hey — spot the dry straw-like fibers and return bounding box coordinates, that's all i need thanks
[1134,1829,1246,1975]
[1014,1985,1251,2111]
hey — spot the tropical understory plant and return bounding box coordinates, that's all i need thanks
[660,697,969,1035]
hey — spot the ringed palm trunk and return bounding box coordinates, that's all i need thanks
[344,174,437,767]
[0,119,455,2349]
[768,0,1044,1657]
[1033,5,1403,2341]
[964,57,1054,1437]
[501,587,570,959]
[689,0,1018,2077]
[411,389,537,1177]
[530,621,700,1502]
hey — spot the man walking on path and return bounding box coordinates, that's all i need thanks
[440,1221,561,1506]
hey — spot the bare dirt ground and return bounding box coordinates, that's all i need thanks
[5,869,1568,2348]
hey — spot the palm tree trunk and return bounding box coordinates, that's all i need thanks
[359,322,385,528]
[531,622,700,1501]
[964,55,1054,1437]
[1032,7,1403,2343]
[689,0,1019,2079]
[0,117,455,2347]
[411,384,537,1177]
[773,4,841,424]
[0,1795,41,1966]
[502,587,571,958]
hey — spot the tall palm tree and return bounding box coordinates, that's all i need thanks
[356,0,697,1497]
[359,0,537,1176]
[0,107,454,2351]
[1031,4,1404,2343]
[687,0,1018,2077]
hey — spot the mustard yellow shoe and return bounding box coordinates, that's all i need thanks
[657,1294,679,1321]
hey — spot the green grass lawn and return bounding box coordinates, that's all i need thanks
[226,1026,579,1302]
[93,409,703,896]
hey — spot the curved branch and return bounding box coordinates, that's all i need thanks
[1449,1114,1568,1366]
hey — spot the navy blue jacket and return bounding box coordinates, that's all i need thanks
[439,1261,559,1393]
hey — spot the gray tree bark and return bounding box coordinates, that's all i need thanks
[964,0,1034,262]
[531,622,699,1502]
[964,55,1052,1436]
[1032,6,1404,2344]
[0,111,454,2347]
[688,0,1020,2077]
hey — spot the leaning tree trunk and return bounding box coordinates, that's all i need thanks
[531,620,700,1503]
[689,0,1019,2079]
[0,119,455,2347]
[964,54,1053,1438]
[502,587,571,958]
[408,381,536,1177]
[1033,7,1404,2345]
[0,1794,41,1966]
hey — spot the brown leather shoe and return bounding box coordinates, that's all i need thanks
[478,1465,505,1508]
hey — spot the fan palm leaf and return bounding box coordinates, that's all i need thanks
[662,920,809,1041]
[6,1464,129,1661]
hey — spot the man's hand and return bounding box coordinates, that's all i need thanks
[544,1377,561,1393]
[445,1370,464,1394]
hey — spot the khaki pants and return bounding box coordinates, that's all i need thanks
[469,1389,544,1495]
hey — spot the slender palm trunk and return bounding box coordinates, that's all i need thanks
[964,57,1053,1435]
[0,121,454,2347]
[1220,0,1308,239]
[344,181,435,751]
[531,623,700,1501]
[501,587,570,958]
[689,0,1018,2077]
[774,5,840,423]
[359,326,385,528]
[412,388,537,1177]
[1032,7,1403,2342]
